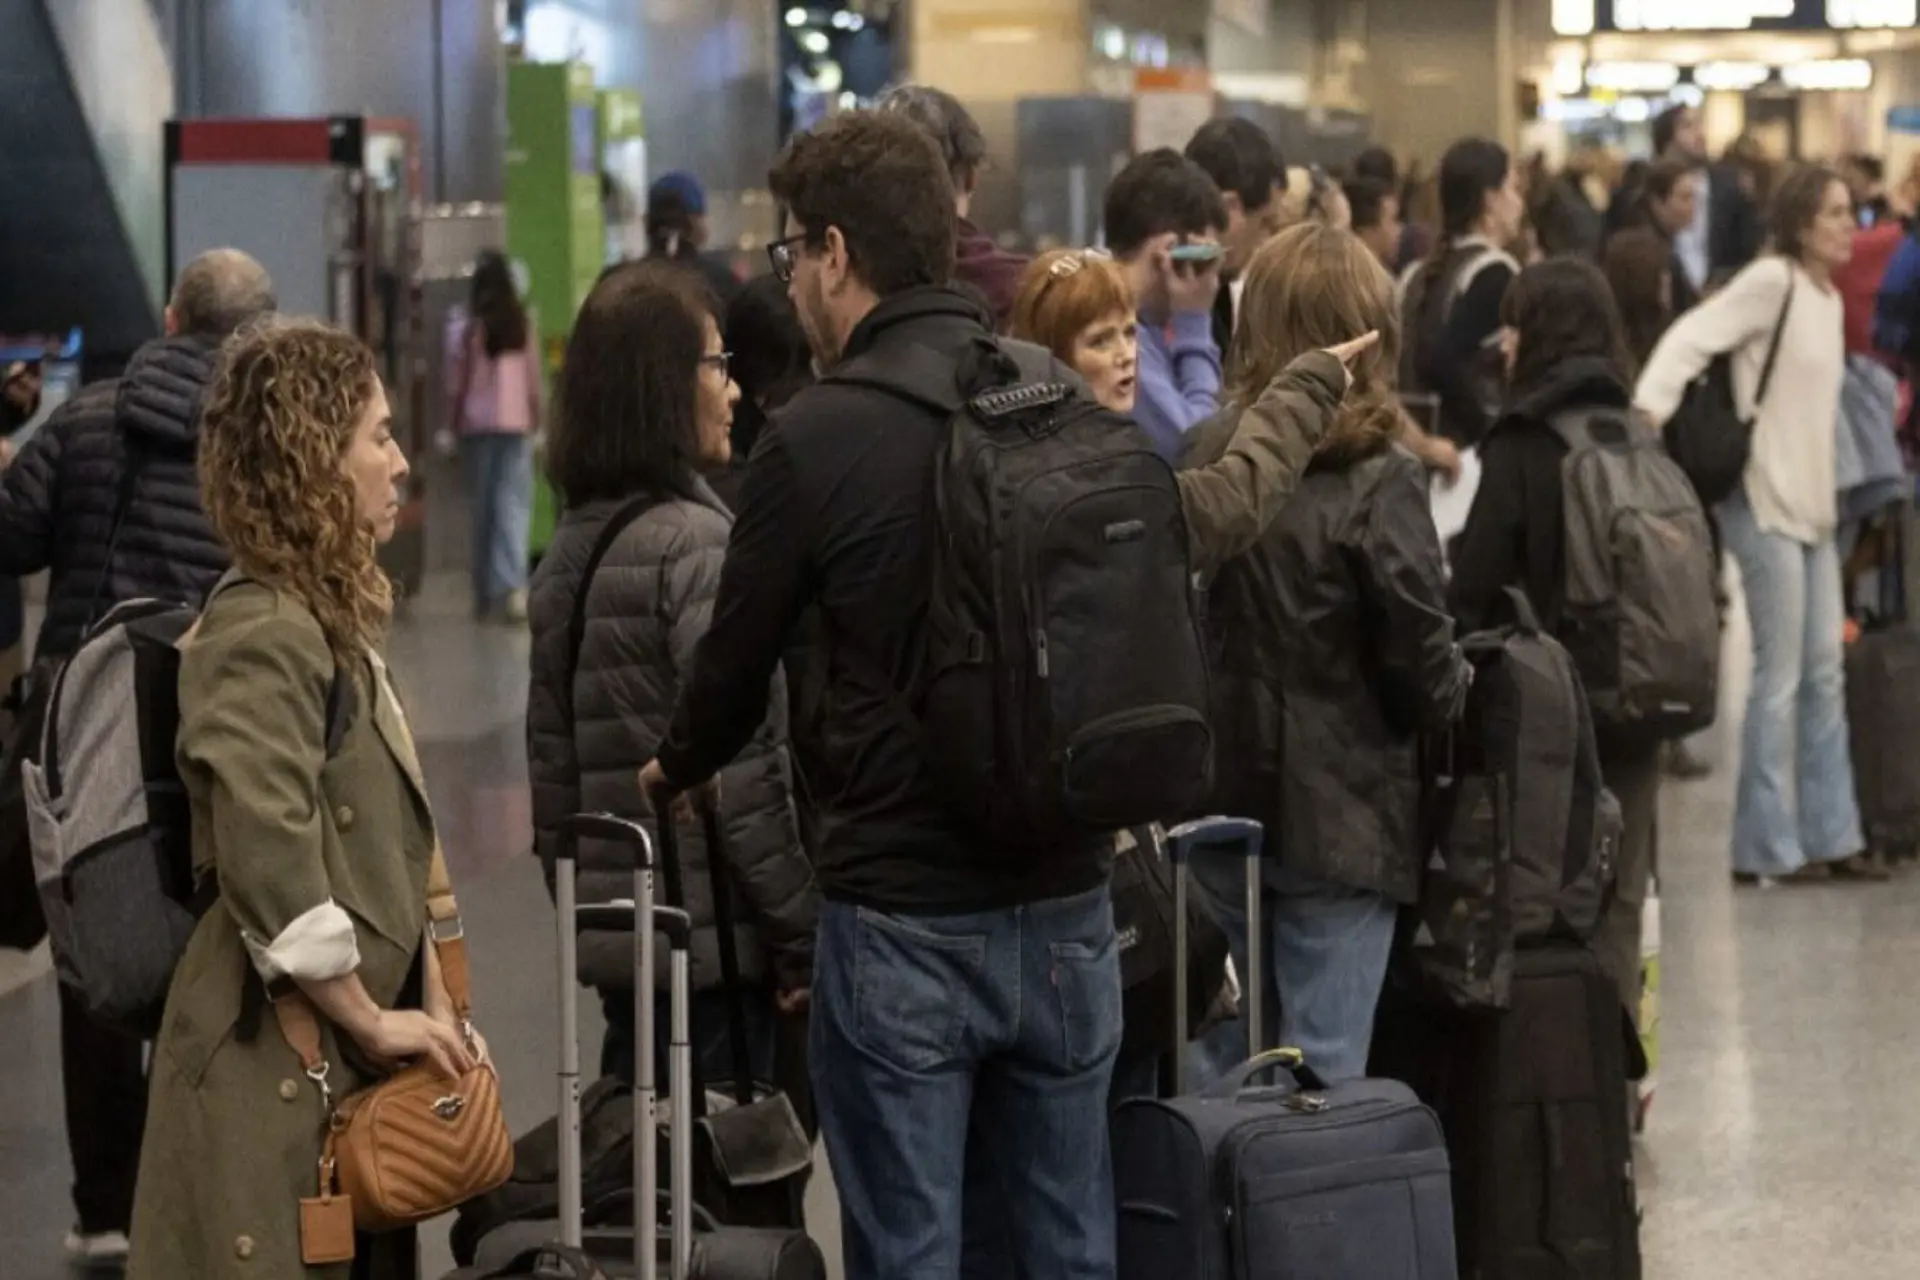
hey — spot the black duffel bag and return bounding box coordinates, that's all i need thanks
[1662,262,1793,507]
[0,664,54,951]
[1112,825,1231,1061]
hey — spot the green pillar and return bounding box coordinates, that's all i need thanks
[506,60,605,559]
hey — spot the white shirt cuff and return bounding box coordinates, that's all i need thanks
[241,900,361,984]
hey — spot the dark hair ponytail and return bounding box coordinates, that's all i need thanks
[469,250,528,358]
[1438,137,1511,244]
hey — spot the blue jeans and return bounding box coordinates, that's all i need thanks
[812,885,1122,1280]
[1187,858,1397,1083]
[1719,489,1865,876]
[462,432,533,611]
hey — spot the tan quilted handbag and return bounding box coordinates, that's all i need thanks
[278,849,514,1231]
[325,1051,513,1230]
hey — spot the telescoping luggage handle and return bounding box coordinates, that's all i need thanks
[555,813,696,1280]
[1203,1046,1333,1102]
[1164,816,1265,1096]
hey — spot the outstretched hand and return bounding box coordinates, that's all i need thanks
[1318,331,1381,395]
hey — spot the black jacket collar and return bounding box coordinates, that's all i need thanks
[837,286,994,366]
[1500,356,1631,428]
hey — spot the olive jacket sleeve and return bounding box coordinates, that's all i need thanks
[1177,350,1348,577]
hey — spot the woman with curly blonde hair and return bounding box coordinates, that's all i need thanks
[1185,222,1471,1079]
[130,320,480,1280]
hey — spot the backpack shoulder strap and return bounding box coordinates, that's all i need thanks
[566,494,659,726]
[323,664,356,757]
[81,444,150,634]
[822,344,966,416]
[1544,408,1597,454]
[1545,405,1645,453]
[822,337,1065,418]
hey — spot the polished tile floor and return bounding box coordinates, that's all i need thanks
[1,565,1916,1277]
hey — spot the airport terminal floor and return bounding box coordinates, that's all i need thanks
[0,560,1915,1278]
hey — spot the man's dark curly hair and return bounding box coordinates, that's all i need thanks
[770,111,956,296]
[1103,148,1229,257]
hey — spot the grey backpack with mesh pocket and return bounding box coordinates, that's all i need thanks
[1549,407,1720,742]
[24,594,350,1037]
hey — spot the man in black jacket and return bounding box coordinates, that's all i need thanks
[0,247,272,1262]
[640,112,1123,1279]
[1649,103,1761,295]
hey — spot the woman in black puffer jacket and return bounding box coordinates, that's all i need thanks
[526,261,818,1086]
[1186,222,1472,1082]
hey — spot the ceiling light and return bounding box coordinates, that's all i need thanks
[801,29,831,54]
[785,7,808,27]
[1585,60,1680,93]
[1693,60,1770,91]
[1779,58,1873,90]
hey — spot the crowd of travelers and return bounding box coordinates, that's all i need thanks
[4,79,1918,1280]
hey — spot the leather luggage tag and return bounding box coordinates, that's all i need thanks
[300,1194,357,1265]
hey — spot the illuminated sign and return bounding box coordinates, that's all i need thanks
[1556,0,1915,32]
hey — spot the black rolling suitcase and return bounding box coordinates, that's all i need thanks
[1111,817,1458,1280]
[1846,504,1920,855]
[449,812,825,1280]
[1372,945,1643,1280]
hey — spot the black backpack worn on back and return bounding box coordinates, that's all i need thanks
[1663,262,1794,506]
[1549,407,1720,741]
[1408,589,1622,1012]
[823,338,1214,848]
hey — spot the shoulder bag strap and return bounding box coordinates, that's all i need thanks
[565,495,659,731]
[700,806,755,1107]
[560,495,659,870]
[272,844,475,1108]
[1752,263,1797,412]
[81,444,149,634]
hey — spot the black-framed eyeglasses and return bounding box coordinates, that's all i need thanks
[699,350,734,378]
[767,233,808,284]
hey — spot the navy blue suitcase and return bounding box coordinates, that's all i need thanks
[1111,817,1458,1280]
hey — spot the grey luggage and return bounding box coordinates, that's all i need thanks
[1547,407,1719,741]
[448,812,824,1280]
[1110,816,1458,1280]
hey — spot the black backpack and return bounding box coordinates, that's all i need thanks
[1663,262,1794,506]
[1110,825,1230,1062]
[1398,243,1506,439]
[824,337,1214,848]
[1408,589,1622,1012]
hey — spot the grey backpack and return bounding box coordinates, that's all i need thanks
[23,590,351,1037]
[1549,407,1720,741]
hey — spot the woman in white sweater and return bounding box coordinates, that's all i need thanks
[1636,165,1879,886]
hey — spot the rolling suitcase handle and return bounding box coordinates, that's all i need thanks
[557,813,697,1280]
[1164,816,1265,1095]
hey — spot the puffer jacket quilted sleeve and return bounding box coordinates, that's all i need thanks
[528,483,817,996]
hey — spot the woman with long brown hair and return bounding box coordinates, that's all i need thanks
[1637,165,1875,887]
[1185,222,1471,1080]
[130,320,479,1279]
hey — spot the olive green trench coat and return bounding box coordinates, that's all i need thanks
[128,579,439,1279]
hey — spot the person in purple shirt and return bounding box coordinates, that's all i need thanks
[1105,149,1228,459]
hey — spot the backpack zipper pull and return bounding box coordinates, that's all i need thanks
[1035,630,1050,678]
